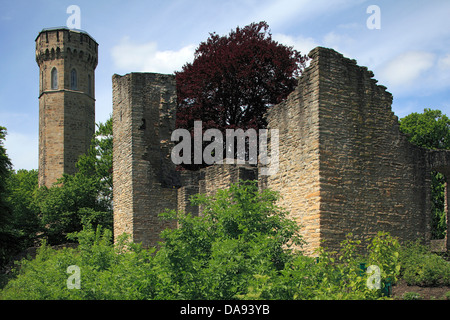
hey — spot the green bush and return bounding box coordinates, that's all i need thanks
[402,292,422,300]
[367,231,401,284]
[0,182,406,300]
[239,232,398,300]
[0,226,158,300]
[400,241,450,286]
[154,180,304,299]
[2,181,303,300]
[445,291,450,300]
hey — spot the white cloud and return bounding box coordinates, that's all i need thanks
[438,54,450,70]
[4,132,38,170]
[322,31,355,53]
[111,37,196,74]
[273,33,319,55]
[379,51,435,88]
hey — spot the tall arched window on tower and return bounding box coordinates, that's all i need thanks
[70,69,77,90]
[51,67,58,90]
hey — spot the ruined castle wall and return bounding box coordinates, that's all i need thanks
[265,47,433,254]
[113,73,179,247]
[314,47,431,250]
[112,74,134,237]
[264,54,322,256]
[198,164,258,198]
[112,47,447,253]
[177,164,258,217]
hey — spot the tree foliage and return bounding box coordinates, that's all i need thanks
[76,117,113,206]
[399,108,450,239]
[36,117,113,244]
[0,130,40,270]
[35,173,111,245]
[1,182,403,300]
[0,117,113,264]
[0,126,15,268]
[175,21,308,169]
[0,127,12,224]
[156,180,304,299]
[5,169,39,249]
[399,108,450,150]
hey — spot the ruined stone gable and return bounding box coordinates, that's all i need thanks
[264,47,443,254]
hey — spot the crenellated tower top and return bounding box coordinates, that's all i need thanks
[35,27,98,69]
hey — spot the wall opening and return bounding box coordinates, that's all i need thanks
[430,170,448,252]
[430,171,447,240]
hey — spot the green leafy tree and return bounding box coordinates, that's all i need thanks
[76,117,113,207]
[1,225,159,300]
[36,117,113,245]
[36,174,111,245]
[2,181,402,300]
[399,109,450,239]
[156,180,304,299]
[1,137,40,269]
[399,109,450,149]
[0,126,15,268]
[5,169,40,249]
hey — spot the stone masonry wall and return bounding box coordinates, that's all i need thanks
[313,47,431,252]
[177,164,258,217]
[264,50,322,255]
[264,47,445,254]
[112,73,179,247]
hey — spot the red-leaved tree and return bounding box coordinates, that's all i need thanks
[175,21,308,169]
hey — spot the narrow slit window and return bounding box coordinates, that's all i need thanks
[51,67,58,89]
[88,74,92,95]
[70,69,77,90]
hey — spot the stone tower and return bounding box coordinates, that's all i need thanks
[35,27,98,187]
[112,73,180,247]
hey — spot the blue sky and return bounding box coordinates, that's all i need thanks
[1,0,449,170]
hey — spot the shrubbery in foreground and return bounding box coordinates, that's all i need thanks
[399,241,450,287]
[1,181,446,300]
